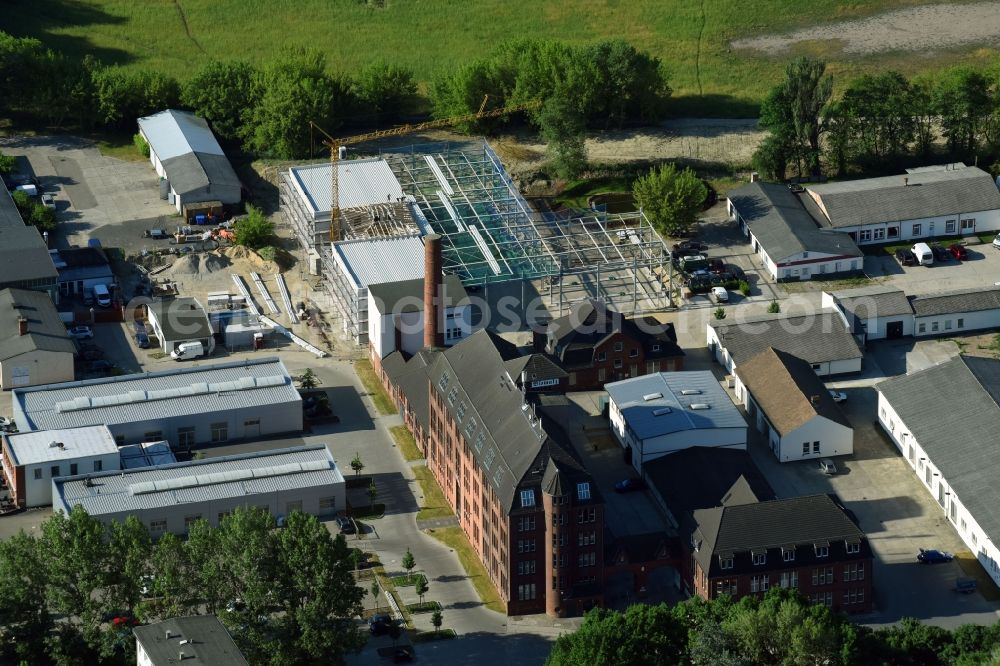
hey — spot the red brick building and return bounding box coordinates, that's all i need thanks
[541,300,684,389]
[690,493,873,614]
[425,329,605,616]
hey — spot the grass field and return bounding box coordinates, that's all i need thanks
[390,425,423,462]
[353,359,395,416]
[413,465,453,521]
[1,0,989,116]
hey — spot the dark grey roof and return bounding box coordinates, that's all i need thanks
[133,615,248,666]
[161,151,240,197]
[829,285,914,319]
[909,287,1000,317]
[0,288,75,360]
[426,329,593,512]
[878,356,1000,545]
[737,348,851,435]
[52,247,109,269]
[0,225,57,285]
[0,187,23,228]
[711,311,862,367]
[727,183,862,260]
[368,274,466,314]
[692,494,866,573]
[505,353,568,384]
[148,297,212,341]
[382,349,437,431]
[807,166,1000,228]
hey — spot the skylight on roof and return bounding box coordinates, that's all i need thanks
[652,407,672,416]
[689,403,711,410]
[642,392,663,401]
[680,389,702,396]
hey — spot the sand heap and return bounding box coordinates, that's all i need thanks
[169,252,231,276]
[222,246,278,274]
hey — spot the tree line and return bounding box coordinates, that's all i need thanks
[0,31,670,170]
[546,588,1000,666]
[0,505,364,666]
[754,57,1000,181]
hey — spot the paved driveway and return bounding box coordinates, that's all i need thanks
[745,385,1000,629]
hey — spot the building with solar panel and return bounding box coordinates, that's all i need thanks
[52,445,345,535]
[11,357,302,449]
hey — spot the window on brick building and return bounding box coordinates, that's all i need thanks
[576,482,591,501]
[520,489,535,508]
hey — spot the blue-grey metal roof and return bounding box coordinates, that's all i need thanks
[290,159,405,215]
[138,110,225,161]
[606,371,746,440]
[13,357,298,432]
[333,235,425,289]
[54,445,341,517]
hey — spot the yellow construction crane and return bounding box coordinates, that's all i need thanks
[311,95,542,241]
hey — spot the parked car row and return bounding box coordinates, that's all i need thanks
[897,242,969,267]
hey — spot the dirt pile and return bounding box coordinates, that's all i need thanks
[222,246,278,274]
[168,252,231,276]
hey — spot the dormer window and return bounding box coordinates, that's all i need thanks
[782,547,795,562]
[815,543,829,558]
[846,540,860,554]
[719,555,733,570]
[652,344,661,352]
[520,489,535,508]
[576,482,591,501]
[752,551,766,566]
[597,351,607,362]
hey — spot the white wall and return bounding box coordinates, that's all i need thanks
[367,297,473,360]
[708,323,861,377]
[914,310,1000,337]
[26,452,120,507]
[773,255,862,282]
[877,392,1000,586]
[779,416,853,462]
[846,209,1000,245]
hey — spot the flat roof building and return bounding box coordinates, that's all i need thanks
[606,371,747,472]
[53,445,344,535]
[2,425,120,508]
[135,615,248,666]
[12,357,302,448]
[146,297,215,355]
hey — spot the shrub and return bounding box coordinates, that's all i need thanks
[738,280,751,296]
[133,133,149,157]
[768,300,781,313]
[257,245,277,261]
[713,307,726,320]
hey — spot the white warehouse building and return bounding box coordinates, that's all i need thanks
[877,356,1000,586]
[53,445,345,536]
[606,371,747,473]
[12,357,302,448]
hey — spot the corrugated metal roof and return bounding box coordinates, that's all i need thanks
[5,425,118,466]
[290,159,405,214]
[910,286,1000,316]
[605,371,746,440]
[55,445,342,516]
[14,357,298,432]
[711,311,863,367]
[137,110,225,161]
[334,235,425,289]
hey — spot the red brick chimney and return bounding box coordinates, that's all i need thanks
[17,317,27,336]
[423,234,444,348]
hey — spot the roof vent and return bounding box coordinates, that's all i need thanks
[642,392,663,401]
[680,389,702,396]
[652,407,672,416]
[179,651,187,661]
[48,441,63,448]
[689,403,711,410]
[165,629,173,639]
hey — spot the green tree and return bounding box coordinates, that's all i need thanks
[402,548,415,576]
[234,204,274,250]
[351,452,364,476]
[146,532,199,621]
[28,203,57,233]
[133,132,149,158]
[0,150,15,175]
[371,579,381,612]
[768,300,781,313]
[431,609,443,633]
[784,57,832,178]
[838,71,917,168]
[367,478,378,506]
[354,62,418,125]
[104,516,152,619]
[546,604,685,666]
[414,576,429,604]
[933,67,993,156]
[242,48,354,158]
[181,60,257,140]
[298,368,320,390]
[753,82,800,181]
[713,307,726,320]
[632,163,707,237]
[538,88,587,179]
[92,66,180,128]
[0,532,52,663]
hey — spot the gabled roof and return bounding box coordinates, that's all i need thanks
[806,166,1000,228]
[737,347,851,435]
[0,288,75,361]
[147,297,212,342]
[333,235,425,289]
[547,300,683,366]
[828,284,914,319]
[134,616,248,666]
[877,355,1000,546]
[909,286,1000,317]
[710,311,862,367]
[381,349,437,431]
[289,159,406,215]
[0,225,58,285]
[505,353,568,384]
[138,110,240,197]
[605,371,746,440]
[727,182,862,260]
[692,494,865,573]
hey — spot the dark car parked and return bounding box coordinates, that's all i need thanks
[895,249,916,266]
[949,244,969,260]
[929,244,952,262]
[335,516,356,534]
[917,548,954,564]
[708,258,726,274]
[369,614,393,636]
[614,478,646,493]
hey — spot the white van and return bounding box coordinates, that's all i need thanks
[93,284,112,308]
[170,341,205,361]
[911,242,934,266]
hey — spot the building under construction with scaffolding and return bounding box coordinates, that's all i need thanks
[280,141,672,345]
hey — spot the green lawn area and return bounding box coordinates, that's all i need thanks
[0,0,976,117]
[407,601,442,614]
[390,573,426,587]
[553,175,634,210]
[391,425,423,462]
[425,526,505,614]
[413,466,453,522]
[354,359,395,416]
[92,132,147,162]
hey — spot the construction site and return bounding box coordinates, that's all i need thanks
[280,139,673,346]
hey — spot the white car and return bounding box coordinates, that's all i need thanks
[993,233,1000,250]
[67,325,94,340]
[711,286,729,303]
[40,193,56,209]
[829,390,847,403]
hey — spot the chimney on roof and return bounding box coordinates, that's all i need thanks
[165,629,173,639]
[17,317,27,336]
[423,234,444,349]
[904,177,909,187]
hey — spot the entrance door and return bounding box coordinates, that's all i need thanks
[886,321,904,339]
